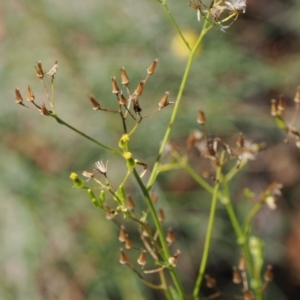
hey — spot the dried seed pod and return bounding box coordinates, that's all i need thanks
[168,250,180,267]
[126,195,135,211]
[137,249,147,267]
[119,248,129,265]
[294,86,300,103]
[35,61,44,78]
[88,95,101,110]
[120,67,130,86]
[40,103,50,115]
[15,88,23,104]
[270,99,277,116]
[238,255,246,271]
[125,235,133,249]
[47,61,58,78]
[264,265,274,282]
[277,95,286,111]
[166,228,176,245]
[119,225,127,242]
[158,208,165,223]
[133,99,142,113]
[232,267,242,284]
[158,92,171,109]
[111,76,120,94]
[243,290,254,300]
[118,92,128,105]
[26,85,35,102]
[236,133,244,148]
[147,58,158,75]
[197,109,206,124]
[134,80,145,96]
[205,275,216,288]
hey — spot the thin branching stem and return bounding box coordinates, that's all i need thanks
[192,151,225,299]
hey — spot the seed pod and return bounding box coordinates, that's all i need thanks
[89,95,101,110]
[26,85,35,102]
[270,99,277,116]
[158,208,165,223]
[205,275,216,288]
[277,95,286,111]
[35,61,44,78]
[119,248,129,265]
[158,92,170,109]
[134,80,145,96]
[264,265,274,282]
[197,109,206,124]
[120,67,130,85]
[15,88,23,104]
[166,228,176,245]
[111,76,120,94]
[147,58,158,75]
[137,250,147,267]
[119,225,127,242]
[232,267,242,284]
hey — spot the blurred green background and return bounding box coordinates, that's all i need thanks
[1,0,300,299]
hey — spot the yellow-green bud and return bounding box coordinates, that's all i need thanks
[70,172,84,188]
[87,189,99,207]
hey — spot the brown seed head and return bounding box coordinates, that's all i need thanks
[26,85,35,102]
[158,208,165,223]
[270,99,277,116]
[232,267,242,284]
[238,255,246,271]
[166,228,176,245]
[205,275,216,288]
[134,80,145,96]
[243,290,254,300]
[294,86,300,103]
[40,103,50,115]
[125,235,133,249]
[126,195,135,211]
[147,58,158,75]
[120,67,130,85]
[158,92,171,109]
[111,76,120,94]
[35,61,44,79]
[15,88,23,104]
[88,95,101,110]
[264,265,274,282]
[197,109,206,125]
[119,248,129,265]
[119,225,127,242]
[236,133,244,148]
[168,250,180,267]
[118,92,128,105]
[189,0,201,10]
[277,95,286,111]
[137,249,147,267]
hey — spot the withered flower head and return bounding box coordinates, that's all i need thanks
[277,95,286,111]
[211,5,227,21]
[26,85,35,102]
[35,61,44,78]
[82,171,94,181]
[111,76,120,94]
[119,225,127,242]
[133,98,142,113]
[120,67,130,86]
[270,99,277,116]
[126,195,135,211]
[225,0,247,13]
[134,80,145,96]
[137,249,147,267]
[264,265,274,282]
[147,58,158,75]
[125,235,133,249]
[232,267,242,284]
[47,61,58,78]
[166,228,176,245]
[94,160,109,177]
[204,275,216,288]
[15,88,23,104]
[197,109,206,125]
[168,250,180,267]
[40,103,50,115]
[189,0,201,10]
[88,95,101,110]
[119,248,129,265]
[294,86,300,103]
[118,92,128,105]
[158,92,172,109]
[158,208,165,223]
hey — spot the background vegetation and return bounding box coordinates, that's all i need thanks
[1,0,300,299]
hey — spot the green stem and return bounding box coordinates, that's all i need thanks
[50,114,123,156]
[161,2,191,50]
[147,18,214,190]
[192,151,224,299]
[242,201,264,234]
[133,169,186,299]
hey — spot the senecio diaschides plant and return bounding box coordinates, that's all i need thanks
[14,1,298,299]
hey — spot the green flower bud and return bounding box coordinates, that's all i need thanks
[87,189,100,207]
[70,172,84,189]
